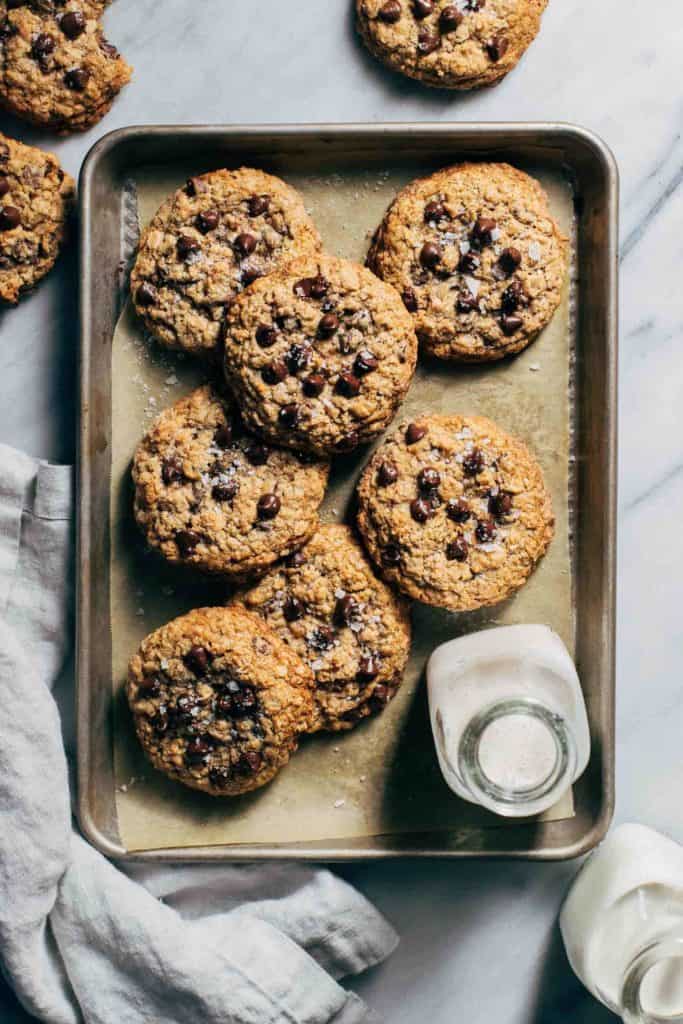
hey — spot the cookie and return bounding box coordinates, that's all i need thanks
[126,605,316,796]
[132,384,330,578]
[130,168,322,358]
[239,524,412,732]
[222,254,418,456]
[356,0,548,90]
[0,132,74,303]
[368,162,568,362]
[357,414,554,611]
[0,0,131,132]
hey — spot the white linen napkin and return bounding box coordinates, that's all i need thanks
[0,443,397,1024]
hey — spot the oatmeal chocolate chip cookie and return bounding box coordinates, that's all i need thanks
[130,168,322,358]
[357,414,554,611]
[0,0,131,132]
[238,524,412,732]
[368,162,568,362]
[133,384,330,578]
[356,0,548,90]
[223,254,418,456]
[127,605,316,796]
[0,132,74,303]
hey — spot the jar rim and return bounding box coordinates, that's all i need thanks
[621,937,683,1024]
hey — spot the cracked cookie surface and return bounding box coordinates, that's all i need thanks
[223,254,418,456]
[0,131,74,303]
[368,162,567,362]
[238,524,412,732]
[133,384,330,578]
[356,0,548,90]
[130,168,322,358]
[0,0,131,132]
[127,605,316,796]
[357,414,554,611]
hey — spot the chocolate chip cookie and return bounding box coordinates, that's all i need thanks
[132,384,330,578]
[356,0,548,90]
[222,254,418,456]
[357,414,554,611]
[238,524,412,732]
[127,605,316,796]
[0,132,74,303]
[368,162,568,361]
[0,0,131,132]
[130,168,322,358]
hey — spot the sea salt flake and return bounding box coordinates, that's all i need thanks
[529,363,541,372]
[334,799,346,809]
[463,276,480,298]
[528,241,542,262]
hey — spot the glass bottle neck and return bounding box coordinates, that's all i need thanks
[457,697,577,818]
[621,936,683,1024]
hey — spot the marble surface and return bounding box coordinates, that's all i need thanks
[1,0,682,1020]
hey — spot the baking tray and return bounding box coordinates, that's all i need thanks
[77,123,618,862]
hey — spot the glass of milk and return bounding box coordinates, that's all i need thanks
[426,624,590,818]
[561,824,683,1023]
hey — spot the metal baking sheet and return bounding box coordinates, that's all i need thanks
[77,124,618,862]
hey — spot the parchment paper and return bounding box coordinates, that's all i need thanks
[111,159,577,852]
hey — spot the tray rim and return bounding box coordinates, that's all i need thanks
[77,121,618,863]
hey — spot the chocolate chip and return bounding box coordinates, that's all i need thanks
[439,4,463,31]
[177,235,200,260]
[176,530,201,557]
[476,519,497,543]
[486,34,509,61]
[318,313,339,337]
[336,371,361,398]
[153,710,169,734]
[410,497,434,523]
[417,29,440,54]
[497,246,522,277]
[0,177,8,200]
[196,209,218,234]
[214,423,234,448]
[377,461,398,487]
[417,467,440,491]
[136,282,157,307]
[369,683,391,710]
[500,314,523,336]
[354,350,379,376]
[257,493,281,520]
[501,280,525,314]
[234,233,256,257]
[382,544,401,566]
[185,736,211,764]
[286,344,312,375]
[32,32,55,59]
[302,373,326,397]
[424,200,448,223]
[184,645,210,675]
[463,448,485,476]
[446,497,470,523]
[405,422,427,445]
[294,275,328,299]
[245,443,269,466]
[471,216,497,248]
[60,10,85,38]
[99,38,119,59]
[357,655,379,683]
[335,594,361,628]
[0,206,20,231]
[283,596,304,622]
[236,750,263,774]
[402,287,418,312]
[209,765,231,787]
[241,265,263,286]
[456,293,479,314]
[286,550,306,568]
[413,0,433,18]
[248,195,269,217]
[256,323,277,347]
[377,0,401,22]
[161,455,184,484]
[446,538,469,562]
[137,676,160,695]
[0,18,16,39]
[261,359,288,385]
[309,626,335,651]
[212,479,238,502]
[231,686,257,716]
[420,241,442,269]
[489,490,513,518]
[64,67,90,91]
[279,404,300,429]
[185,177,207,197]
[458,251,480,274]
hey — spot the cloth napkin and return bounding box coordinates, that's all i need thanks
[0,444,397,1024]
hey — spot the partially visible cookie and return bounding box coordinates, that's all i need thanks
[368,162,567,362]
[126,605,316,796]
[356,0,548,90]
[239,524,412,732]
[132,384,330,578]
[223,254,418,456]
[0,132,74,303]
[357,414,554,611]
[0,0,132,132]
[130,168,322,358]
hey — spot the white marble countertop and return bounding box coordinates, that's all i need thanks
[1,0,681,1020]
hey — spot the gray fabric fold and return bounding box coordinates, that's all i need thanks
[0,445,397,1024]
